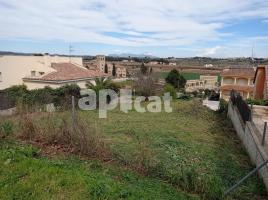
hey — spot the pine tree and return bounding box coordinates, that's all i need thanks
[112,63,116,77]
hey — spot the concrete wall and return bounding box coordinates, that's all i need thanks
[0,55,82,90]
[0,107,16,116]
[24,79,94,90]
[228,102,268,190]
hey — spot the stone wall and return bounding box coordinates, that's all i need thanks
[228,102,268,190]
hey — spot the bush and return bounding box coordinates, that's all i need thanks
[164,84,177,99]
[1,84,81,111]
[1,121,13,136]
[165,69,186,89]
[246,98,268,106]
[218,99,228,113]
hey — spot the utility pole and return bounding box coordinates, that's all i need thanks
[251,44,255,66]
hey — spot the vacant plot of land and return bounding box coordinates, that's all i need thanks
[156,72,221,82]
[0,100,267,199]
[0,141,198,200]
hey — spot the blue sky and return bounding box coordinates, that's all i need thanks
[0,0,268,58]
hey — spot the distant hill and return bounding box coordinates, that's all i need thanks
[108,53,157,58]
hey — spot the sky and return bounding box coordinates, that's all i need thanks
[0,0,268,58]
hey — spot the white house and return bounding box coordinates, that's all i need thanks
[0,54,107,90]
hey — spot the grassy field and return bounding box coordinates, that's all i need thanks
[156,72,221,82]
[0,141,197,200]
[0,100,267,199]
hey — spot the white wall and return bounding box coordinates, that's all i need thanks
[0,55,82,90]
[24,79,94,90]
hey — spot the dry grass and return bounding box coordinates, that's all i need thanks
[17,112,112,161]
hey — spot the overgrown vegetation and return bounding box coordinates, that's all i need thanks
[1,84,81,111]
[1,100,266,199]
[165,69,186,89]
[0,141,198,200]
[164,84,177,99]
[247,98,268,106]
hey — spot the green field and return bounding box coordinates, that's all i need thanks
[0,100,266,199]
[156,72,221,82]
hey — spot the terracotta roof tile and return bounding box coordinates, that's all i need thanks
[221,68,255,78]
[220,85,254,92]
[24,63,108,82]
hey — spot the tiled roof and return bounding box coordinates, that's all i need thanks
[24,63,107,82]
[221,68,255,78]
[220,85,254,92]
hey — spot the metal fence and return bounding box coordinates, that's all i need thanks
[230,90,251,123]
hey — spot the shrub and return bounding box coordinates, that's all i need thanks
[165,69,186,89]
[1,121,13,136]
[164,84,177,99]
[1,84,81,111]
[246,98,268,106]
[17,113,111,160]
[218,98,228,113]
[133,75,156,97]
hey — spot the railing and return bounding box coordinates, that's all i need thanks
[230,90,251,123]
[224,160,268,196]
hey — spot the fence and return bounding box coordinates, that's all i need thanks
[230,90,251,123]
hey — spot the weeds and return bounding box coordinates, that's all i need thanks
[0,121,13,136]
[17,113,112,161]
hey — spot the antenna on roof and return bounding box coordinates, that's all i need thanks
[69,45,74,63]
[251,44,255,66]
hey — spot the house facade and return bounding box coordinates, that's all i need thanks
[220,68,255,100]
[107,63,127,78]
[253,65,268,99]
[0,55,107,90]
[185,75,218,92]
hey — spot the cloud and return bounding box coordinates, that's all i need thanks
[197,46,224,57]
[0,0,267,53]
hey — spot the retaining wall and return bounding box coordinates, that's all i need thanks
[228,102,268,190]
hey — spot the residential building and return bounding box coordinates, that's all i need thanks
[23,63,107,90]
[185,75,218,92]
[200,75,218,89]
[0,54,82,90]
[0,54,107,90]
[115,66,127,78]
[82,55,105,72]
[204,64,213,68]
[220,67,255,100]
[169,62,176,66]
[107,63,127,78]
[185,80,205,91]
[253,65,268,99]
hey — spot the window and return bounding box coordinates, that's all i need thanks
[0,72,2,82]
[31,71,36,77]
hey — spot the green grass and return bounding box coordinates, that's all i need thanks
[0,100,267,199]
[76,101,266,199]
[0,141,199,200]
[155,72,221,82]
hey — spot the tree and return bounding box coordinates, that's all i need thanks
[165,69,186,89]
[140,63,148,75]
[112,63,116,77]
[104,64,108,73]
[133,74,156,98]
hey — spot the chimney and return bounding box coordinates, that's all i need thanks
[44,53,51,67]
